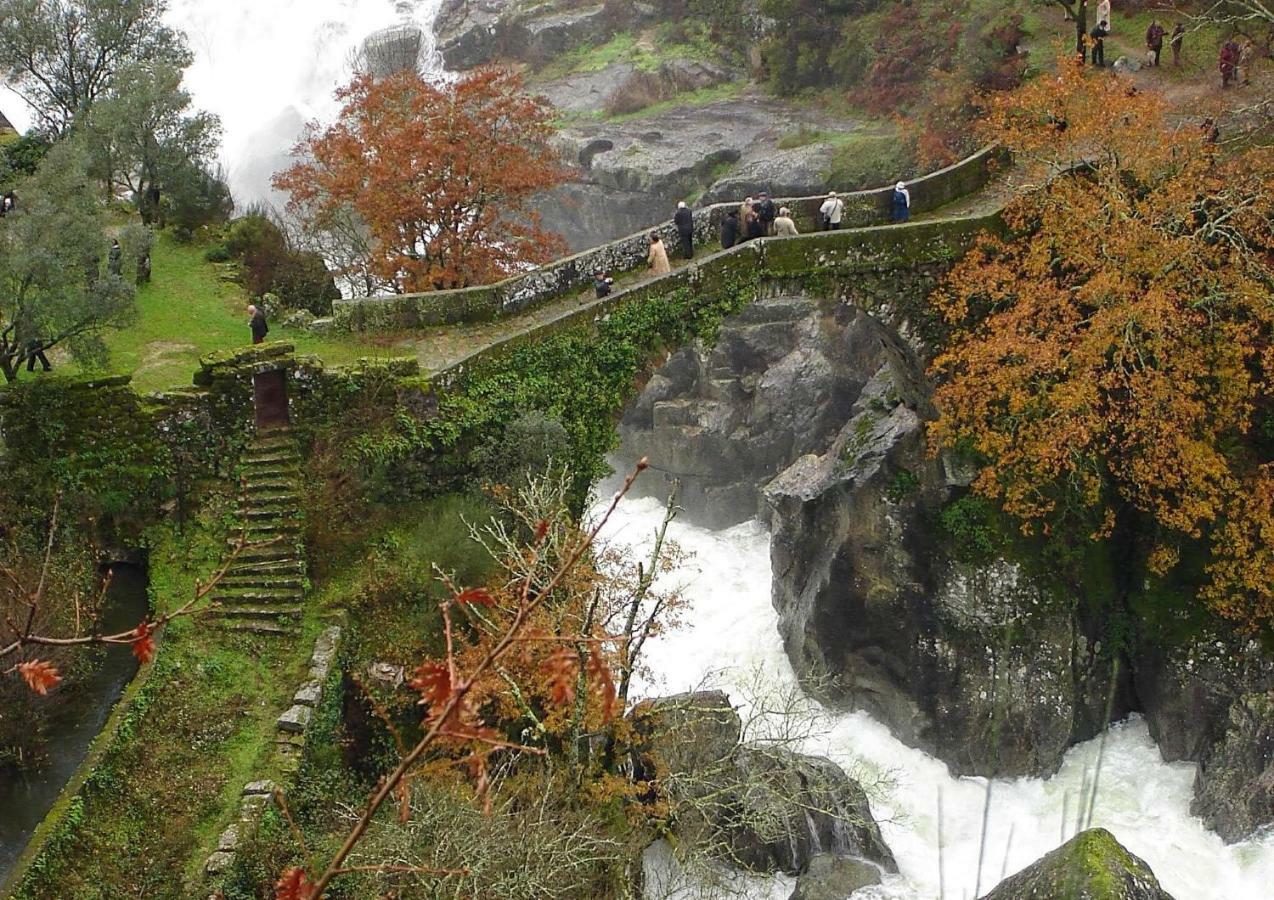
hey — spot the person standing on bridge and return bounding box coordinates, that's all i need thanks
[721,209,740,249]
[774,207,799,236]
[648,232,671,276]
[819,191,845,230]
[755,192,778,236]
[674,201,695,259]
[890,182,911,223]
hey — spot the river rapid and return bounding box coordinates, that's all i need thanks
[595,491,1274,899]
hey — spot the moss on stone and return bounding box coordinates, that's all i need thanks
[982,828,1175,900]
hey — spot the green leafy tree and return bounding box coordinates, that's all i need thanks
[84,61,222,224]
[0,142,136,382]
[0,0,190,136]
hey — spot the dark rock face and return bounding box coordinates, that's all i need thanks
[1193,690,1274,842]
[981,828,1176,900]
[631,691,896,878]
[619,288,921,529]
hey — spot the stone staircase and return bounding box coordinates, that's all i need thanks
[210,429,307,636]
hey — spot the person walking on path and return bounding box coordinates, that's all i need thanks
[890,182,911,223]
[774,207,799,236]
[647,232,671,276]
[1220,39,1240,87]
[1170,23,1185,66]
[1091,21,1109,67]
[1237,37,1254,85]
[593,272,614,299]
[738,197,754,240]
[248,304,269,345]
[1146,20,1166,66]
[673,201,694,259]
[721,209,740,249]
[819,191,845,230]
[24,340,52,373]
[744,203,765,241]
[755,192,777,236]
[108,239,123,276]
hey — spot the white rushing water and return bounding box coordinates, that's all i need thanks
[596,492,1274,899]
[1,0,446,206]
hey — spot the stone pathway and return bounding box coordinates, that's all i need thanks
[209,428,307,636]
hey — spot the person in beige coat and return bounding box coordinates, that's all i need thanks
[774,207,799,236]
[648,232,671,276]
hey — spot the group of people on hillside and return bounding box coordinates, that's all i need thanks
[1219,36,1256,88]
[1086,8,1259,90]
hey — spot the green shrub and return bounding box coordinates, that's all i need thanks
[824,132,915,189]
[937,494,1009,564]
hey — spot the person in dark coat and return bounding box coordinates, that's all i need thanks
[1091,21,1109,67]
[721,209,740,249]
[108,239,123,276]
[593,272,614,299]
[1220,39,1240,87]
[754,192,777,236]
[673,201,694,259]
[745,205,765,241]
[890,181,911,223]
[248,304,268,344]
[1146,21,1166,66]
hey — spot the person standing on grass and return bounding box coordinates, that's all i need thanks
[248,304,269,344]
[819,191,845,230]
[673,201,695,259]
[1237,37,1254,85]
[774,207,799,236]
[721,209,740,249]
[1146,20,1166,66]
[1220,39,1239,87]
[108,239,123,276]
[890,181,911,223]
[647,232,671,276]
[1171,23,1185,66]
[1091,21,1109,67]
[24,340,52,373]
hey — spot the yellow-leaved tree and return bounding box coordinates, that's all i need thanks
[929,58,1274,627]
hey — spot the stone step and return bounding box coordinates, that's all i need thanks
[228,558,306,576]
[233,522,302,540]
[241,450,301,467]
[249,433,297,452]
[222,620,299,637]
[213,586,305,603]
[211,605,303,620]
[241,492,301,510]
[241,507,302,522]
[239,462,300,479]
[232,545,298,564]
[243,477,298,493]
[219,574,305,591]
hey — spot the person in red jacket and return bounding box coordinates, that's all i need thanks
[1219,39,1240,88]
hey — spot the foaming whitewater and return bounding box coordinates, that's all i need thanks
[165,0,445,205]
[595,491,1274,899]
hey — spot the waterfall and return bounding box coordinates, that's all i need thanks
[596,492,1274,899]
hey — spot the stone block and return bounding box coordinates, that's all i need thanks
[217,823,241,852]
[276,704,311,734]
[242,779,276,797]
[294,679,323,708]
[205,851,235,875]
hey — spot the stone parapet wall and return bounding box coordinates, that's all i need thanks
[332,145,1007,334]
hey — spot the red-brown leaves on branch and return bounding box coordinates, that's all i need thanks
[274,866,315,900]
[409,660,452,707]
[455,587,495,607]
[17,659,62,695]
[130,620,156,664]
[275,67,566,295]
[543,645,578,707]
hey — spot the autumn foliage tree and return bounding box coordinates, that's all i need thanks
[929,58,1274,627]
[275,67,566,296]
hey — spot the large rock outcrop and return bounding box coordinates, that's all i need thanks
[631,691,896,878]
[980,829,1176,900]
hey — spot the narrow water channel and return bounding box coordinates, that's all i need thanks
[0,563,149,883]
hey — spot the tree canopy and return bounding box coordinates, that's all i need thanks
[275,67,566,296]
[928,59,1274,627]
[0,141,136,382]
[0,0,190,136]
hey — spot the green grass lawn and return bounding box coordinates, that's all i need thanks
[78,232,388,394]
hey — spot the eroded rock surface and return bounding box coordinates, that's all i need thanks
[981,828,1176,900]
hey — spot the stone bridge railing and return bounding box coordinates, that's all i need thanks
[432,210,1003,391]
[332,144,1007,334]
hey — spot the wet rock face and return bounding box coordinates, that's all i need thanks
[980,828,1176,900]
[631,691,897,878]
[619,290,914,529]
[1192,689,1274,842]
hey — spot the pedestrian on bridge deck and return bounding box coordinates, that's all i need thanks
[774,208,799,236]
[819,191,845,230]
[721,209,740,249]
[674,201,694,259]
[890,182,911,223]
[647,232,671,276]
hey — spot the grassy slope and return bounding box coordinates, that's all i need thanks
[11,503,327,899]
[78,232,384,394]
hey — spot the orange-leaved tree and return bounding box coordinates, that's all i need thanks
[274,67,566,296]
[928,57,1274,627]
